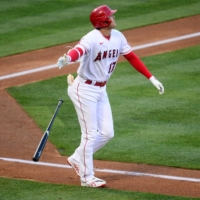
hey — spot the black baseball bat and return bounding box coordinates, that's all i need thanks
[32,99,64,162]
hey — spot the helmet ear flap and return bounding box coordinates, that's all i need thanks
[100,18,112,27]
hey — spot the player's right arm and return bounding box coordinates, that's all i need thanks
[57,46,85,69]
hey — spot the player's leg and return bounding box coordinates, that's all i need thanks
[67,80,100,182]
[93,91,114,153]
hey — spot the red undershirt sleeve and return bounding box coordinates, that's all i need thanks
[123,51,152,79]
[67,47,84,62]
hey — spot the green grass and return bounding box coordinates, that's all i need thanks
[2,1,200,199]
[0,177,197,200]
[7,45,200,170]
[0,0,200,57]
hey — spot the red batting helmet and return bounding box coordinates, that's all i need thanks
[90,5,117,29]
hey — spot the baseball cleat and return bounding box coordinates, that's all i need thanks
[81,177,106,188]
[67,157,80,177]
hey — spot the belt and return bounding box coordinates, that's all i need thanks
[85,80,107,87]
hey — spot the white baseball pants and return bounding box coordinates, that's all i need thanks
[68,75,114,182]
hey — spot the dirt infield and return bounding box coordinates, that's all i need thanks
[0,15,200,198]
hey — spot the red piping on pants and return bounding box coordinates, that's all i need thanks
[76,83,88,182]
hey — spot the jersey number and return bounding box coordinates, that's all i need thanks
[108,62,116,73]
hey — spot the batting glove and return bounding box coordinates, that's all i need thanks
[149,76,164,94]
[67,74,74,86]
[57,54,70,69]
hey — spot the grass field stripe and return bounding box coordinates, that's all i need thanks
[0,32,200,81]
[1,157,200,183]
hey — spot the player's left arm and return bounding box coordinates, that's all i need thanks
[124,52,164,94]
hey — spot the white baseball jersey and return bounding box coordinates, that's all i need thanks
[75,29,132,82]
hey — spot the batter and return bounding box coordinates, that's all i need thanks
[57,5,164,188]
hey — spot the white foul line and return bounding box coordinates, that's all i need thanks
[0,64,57,80]
[132,32,200,50]
[0,32,200,81]
[1,157,200,183]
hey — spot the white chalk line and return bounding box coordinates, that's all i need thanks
[0,32,200,81]
[0,157,200,183]
[131,32,200,50]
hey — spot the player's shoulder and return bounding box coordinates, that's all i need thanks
[111,29,124,37]
[112,29,121,34]
[78,29,98,48]
[80,29,100,42]
[84,29,99,37]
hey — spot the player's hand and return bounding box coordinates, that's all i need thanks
[67,74,74,86]
[57,54,70,69]
[149,76,164,94]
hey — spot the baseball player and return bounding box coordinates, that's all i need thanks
[57,5,164,188]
